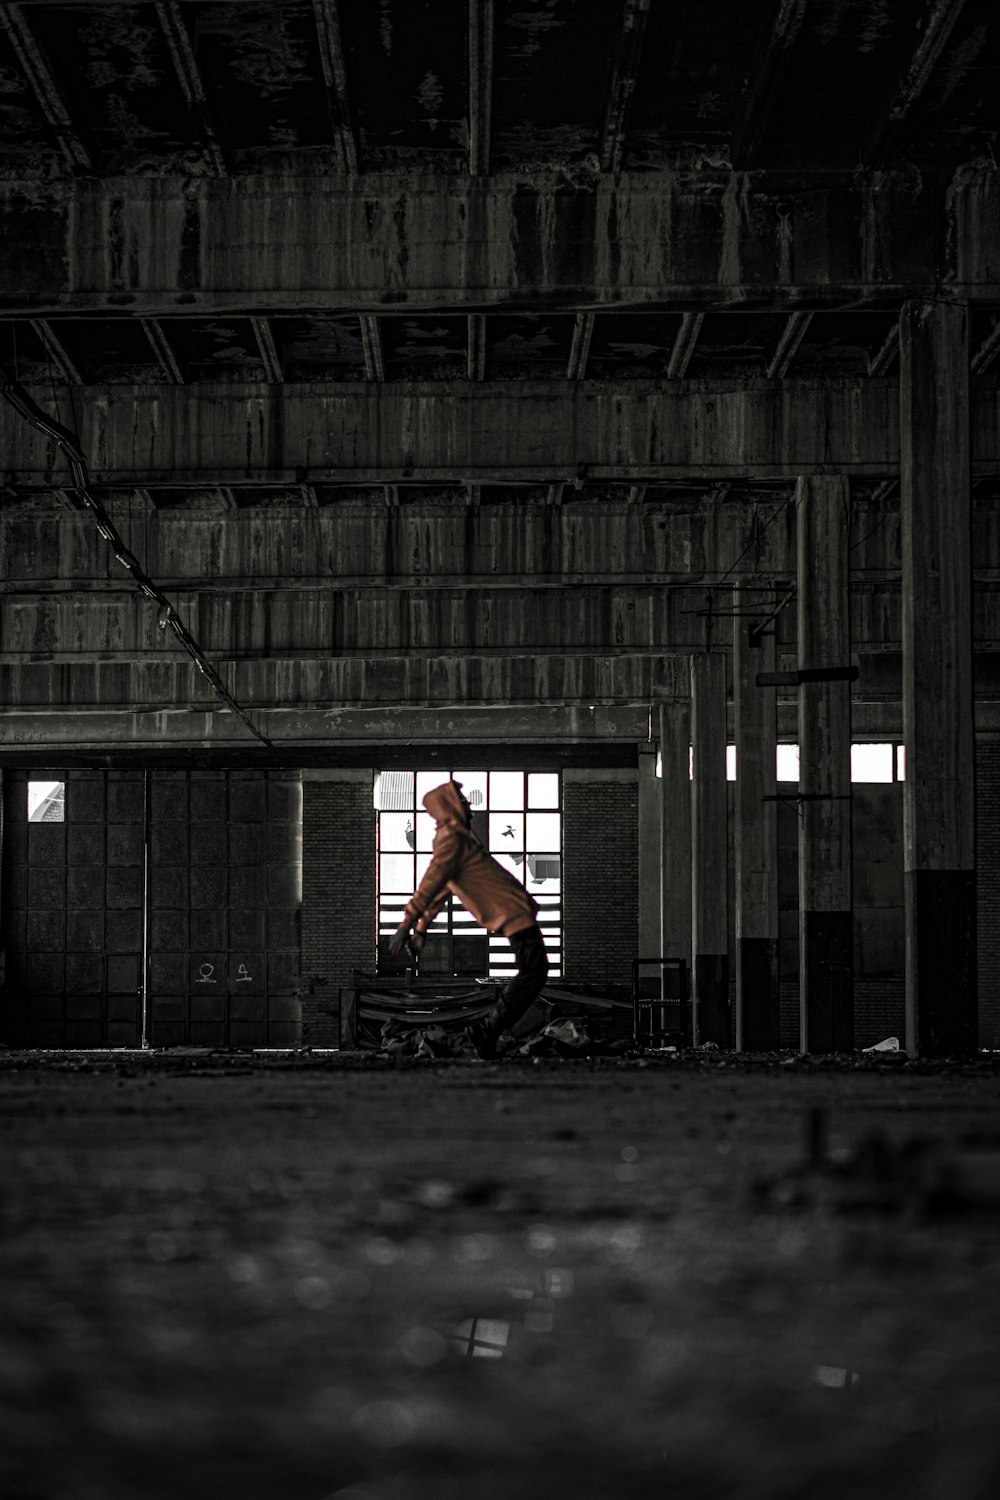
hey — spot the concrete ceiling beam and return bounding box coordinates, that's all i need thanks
[251,316,284,383]
[140,318,185,384]
[566,314,595,380]
[0,171,972,314]
[0,3,92,172]
[467,314,487,381]
[862,0,968,165]
[359,316,384,382]
[667,313,704,379]
[868,321,900,377]
[729,0,809,170]
[766,311,812,379]
[468,0,493,177]
[29,318,82,384]
[154,1,227,176]
[312,0,358,175]
[599,0,651,177]
[0,380,910,484]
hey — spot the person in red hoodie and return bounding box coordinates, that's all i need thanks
[389,778,549,1058]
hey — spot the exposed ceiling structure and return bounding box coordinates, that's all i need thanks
[0,0,998,758]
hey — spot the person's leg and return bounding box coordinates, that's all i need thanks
[467,924,549,1057]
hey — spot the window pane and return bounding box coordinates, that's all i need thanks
[415,812,436,852]
[373,770,413,811]
[416,771,449,806]
[379,853,414,892]
[452,771,488,807]
[851,743,893,782]
[489,771,525,809]
[526,813,560,852]
[490,812,524,852]
[28,780,64,823]
[526,852,560,887]
[492,852,525,882]
[415,852,432,885]
[727,745,736,781]
[379,812,415,852]
[896,745,906,781]
[776,744,800,782]
[527,772,559,808]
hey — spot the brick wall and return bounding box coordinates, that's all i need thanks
[301,771,375,1046]
[562,770,638,987]
[976,738,1000,1048]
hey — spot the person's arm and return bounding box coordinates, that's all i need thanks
[389,825,462,951]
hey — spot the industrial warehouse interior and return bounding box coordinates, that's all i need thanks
[2,1,1000,1496]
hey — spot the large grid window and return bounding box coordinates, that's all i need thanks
[374,770,562,978]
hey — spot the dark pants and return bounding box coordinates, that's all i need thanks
[492,923,549,1032]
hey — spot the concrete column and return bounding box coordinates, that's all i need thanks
[658,698,691,979]
[900,300,977,1057]
[796,475,853,1053]
[691,653,729,1046]
[733,585,780,1050]
[637,744,661,959]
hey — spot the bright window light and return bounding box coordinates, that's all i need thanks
[896,745,906,781]
[776,744,800,782]
[727,745,736,781]
[851,743,893,782]
[28,780,64,822]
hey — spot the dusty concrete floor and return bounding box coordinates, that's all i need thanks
[2,1050,1000,1500]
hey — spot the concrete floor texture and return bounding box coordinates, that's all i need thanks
[3,1049,1000,1500]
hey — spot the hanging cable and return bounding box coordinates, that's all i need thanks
[1,381,272,748]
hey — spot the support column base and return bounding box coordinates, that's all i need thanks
[905,870,977,1058]
[736,937,780,1051]
[694,954,729,1048]
[800,911,853,1054]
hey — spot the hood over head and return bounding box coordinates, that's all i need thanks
[422,780,471,826]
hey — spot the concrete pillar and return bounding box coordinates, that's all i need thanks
[691,653,729,1046]
[637,744,661,959]
[900,300,977,1057]
[796,474,853,1053]
[658,698,691,979]
[733,584,780,1050]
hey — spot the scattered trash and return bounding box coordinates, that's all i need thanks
[862,1037,900,1053]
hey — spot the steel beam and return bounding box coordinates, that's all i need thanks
[0,3,91,171]
[154,1,227,176]
[312,0,358,174]
[600,0,651,176]
[468,0,494,177]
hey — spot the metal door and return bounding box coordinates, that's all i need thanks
[146,770,301,1047]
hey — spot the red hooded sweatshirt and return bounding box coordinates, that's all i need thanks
[403,781,539,939]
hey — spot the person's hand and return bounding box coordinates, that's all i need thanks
[388,923,412,957]
[409,929,426,954]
